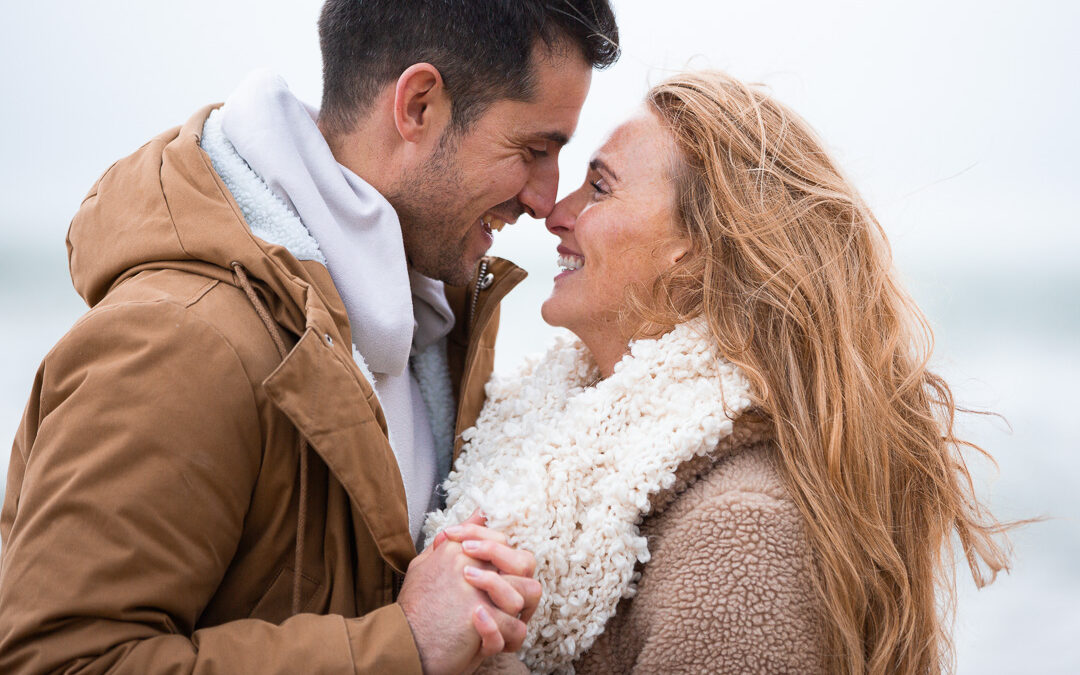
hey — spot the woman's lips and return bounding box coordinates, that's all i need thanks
[557,253,584,272]
[555,250,585,280]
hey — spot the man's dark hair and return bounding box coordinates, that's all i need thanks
[317,0,619,137]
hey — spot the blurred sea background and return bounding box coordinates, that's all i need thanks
[1,1,1076,671]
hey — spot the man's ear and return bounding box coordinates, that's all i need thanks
[393,63,450,144]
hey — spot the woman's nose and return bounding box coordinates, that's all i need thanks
[545,190,583,235]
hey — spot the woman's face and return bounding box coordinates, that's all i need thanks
[541,109,688,356]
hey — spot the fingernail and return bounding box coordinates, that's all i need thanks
[445,525,463,536]
[464,565,481,579]
[476,605,492,623]
[462,540,480,552]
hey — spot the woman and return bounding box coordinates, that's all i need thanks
[427,70,1010,674]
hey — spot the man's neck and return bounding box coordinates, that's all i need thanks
[318,101,400,200]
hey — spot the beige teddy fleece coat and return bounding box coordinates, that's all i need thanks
[482,418,826,674]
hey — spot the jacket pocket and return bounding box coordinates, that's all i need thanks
[248,565,321,623]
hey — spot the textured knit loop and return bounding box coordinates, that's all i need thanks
[423,320,754,673]
[231,262,309,616]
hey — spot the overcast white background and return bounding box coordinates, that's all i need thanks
[1,1,1077,671]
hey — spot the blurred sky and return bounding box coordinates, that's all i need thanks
[1,1,1078,671]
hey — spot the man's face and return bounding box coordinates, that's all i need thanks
[391,45,593,286]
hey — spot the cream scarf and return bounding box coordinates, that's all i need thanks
[423,320,754,673]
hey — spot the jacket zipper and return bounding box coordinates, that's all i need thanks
[468,258,490,328]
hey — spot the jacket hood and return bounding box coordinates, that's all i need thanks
[67,104,331,338]
[66,104,427,569]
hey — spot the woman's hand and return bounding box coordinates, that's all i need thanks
[435,510,543,640]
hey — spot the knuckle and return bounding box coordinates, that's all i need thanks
[529,579,543,598]
[486,633,505,655]
[511,554,533,577]
[521,579,542,602]
[506,620,528,650]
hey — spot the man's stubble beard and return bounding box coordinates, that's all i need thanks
[390,136,476,287]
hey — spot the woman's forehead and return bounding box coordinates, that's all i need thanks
[592,109,674,180]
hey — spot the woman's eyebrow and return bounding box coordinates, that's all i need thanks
[589,158,620,182]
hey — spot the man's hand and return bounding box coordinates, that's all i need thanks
[398,521,532,675]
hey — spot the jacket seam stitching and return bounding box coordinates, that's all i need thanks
[68,298,267,458]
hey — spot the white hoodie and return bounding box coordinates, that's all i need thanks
[201,70,456,544]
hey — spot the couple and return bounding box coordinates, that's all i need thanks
[0,1,1008,674]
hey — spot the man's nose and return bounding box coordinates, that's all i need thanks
[518,158,559,220]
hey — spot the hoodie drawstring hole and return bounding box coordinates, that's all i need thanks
[324,333,333,346]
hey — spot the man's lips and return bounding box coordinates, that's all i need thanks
[477,211,523,250]
[481,208,524,233]
[482,213,508,232]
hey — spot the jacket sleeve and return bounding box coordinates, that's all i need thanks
[0,301,421,675]
[627,488,825,674]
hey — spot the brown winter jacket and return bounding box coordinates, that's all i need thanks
[0,104,525,674]
[481,416,825,674]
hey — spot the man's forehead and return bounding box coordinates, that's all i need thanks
[492,102,577,145]
[480,48,591,144]
[513,47,592,141]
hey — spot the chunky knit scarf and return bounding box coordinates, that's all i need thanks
[423,320,754,673]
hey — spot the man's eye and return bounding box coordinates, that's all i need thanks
[590,178,609,195]
[528,146,549,159]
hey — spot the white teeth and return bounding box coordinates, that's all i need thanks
[482,214,507,232]
[557,254,584,271]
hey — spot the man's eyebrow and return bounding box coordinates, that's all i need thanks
[536,131,570,146]
[589,158,619,182]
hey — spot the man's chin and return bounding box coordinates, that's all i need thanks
[443,264,478,288]
[405,232,488,286]
[450,244,493,287]
[409,255,478,288]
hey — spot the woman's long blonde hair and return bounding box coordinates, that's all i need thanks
[641,71,1011,673]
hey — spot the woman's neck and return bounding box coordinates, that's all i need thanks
[576,327,633,380]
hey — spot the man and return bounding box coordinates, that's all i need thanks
[0,1,618,672]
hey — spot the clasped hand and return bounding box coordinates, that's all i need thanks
[397,510,540,675]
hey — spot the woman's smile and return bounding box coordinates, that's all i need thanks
[555,246,585,278]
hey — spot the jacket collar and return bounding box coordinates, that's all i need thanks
[445,256,528,458]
